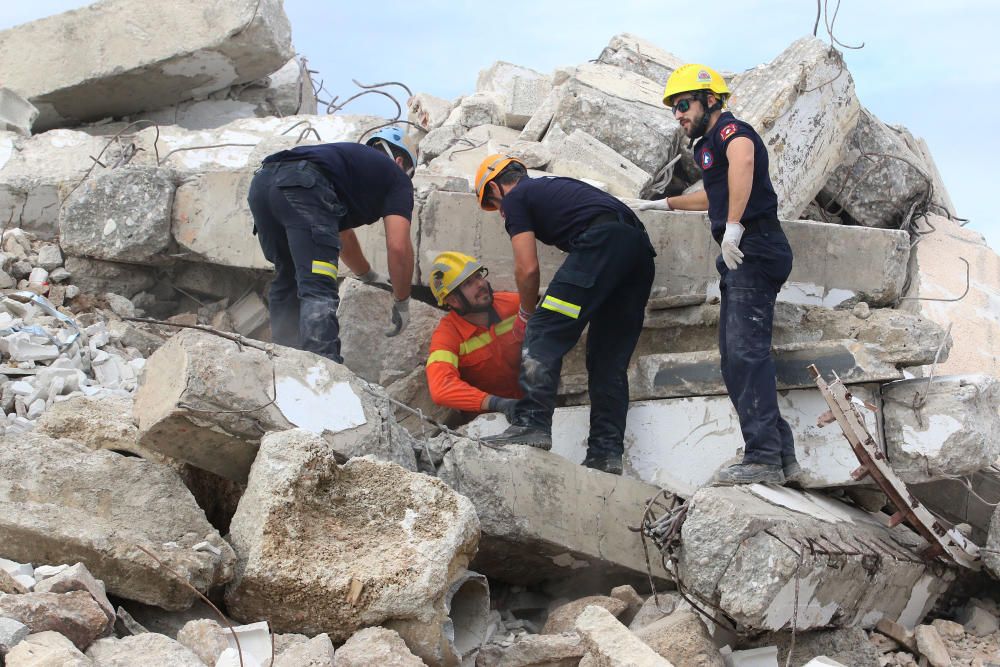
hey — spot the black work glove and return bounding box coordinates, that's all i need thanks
[487,395,518,422]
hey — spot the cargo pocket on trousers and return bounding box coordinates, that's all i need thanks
[540,269,594,320]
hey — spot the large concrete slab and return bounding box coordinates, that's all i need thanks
[0,0,293,130]
[729,37,861,220]
[437,436,672,587]
[466,385,880,494]
[547,129,652,198]
[476,61,553,130]
[596,33,685,87]
[679,485,954,632]
[423,124,521,185]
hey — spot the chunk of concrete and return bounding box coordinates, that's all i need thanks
[334,627,423,667]
[337,279,444,386]
[882,375,1000,483]
[0,433,235,610]
[900,215,1000,378]
[913,625,951,667]
[176,619,231,666]
[0,591,109,650]
[59,166,175,264]
[226,290,268,336]
[35,395,147,458]
[820,107,931,228]
[610,585,645,626]
[746,627,880,667]
[133,329,417,481]
[272,633,335,667]
[33,562,115,632]
[729,37,861,220]
[574,605,673,666]
[467,385,881,494]
[225,429,480,664]
[0,88,38,136]
[548,129,652,198]
[62,257,157,298]
[959,601,999,637]
[543,596,628,634]
[547,63,684,176]
[477,633,585,667]
[172,170,269,269]
[892,128,956,218]
[425,124,522,185]
[0,617,30,657]
[418,124,465,162]
[444,92,505,129]
[678,485,953,632]
[408,92,455,133]
[85,633,205,666]
[0,0,292,131]
[438,435,672,586]
[633,611,725,667]
[1,568,29,594]
[5,630,93,667]
[596,34,685,87]
[476,62,553,130]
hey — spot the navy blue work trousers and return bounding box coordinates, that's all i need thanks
[715,222,795,466]
[247,159,345,363]
[513,217,656,460]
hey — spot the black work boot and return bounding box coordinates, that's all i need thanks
[714,463,785,486]
[583,455,623,475]
[782,459,803,488]
[481,425,552,450]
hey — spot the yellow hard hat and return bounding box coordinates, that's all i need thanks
[662,64,730,107]
[475,154,525,211]
[430,251,485,306]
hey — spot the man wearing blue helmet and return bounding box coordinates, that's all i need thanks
[247,127,416,363]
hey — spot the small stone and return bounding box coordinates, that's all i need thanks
[609,585,644,626]
[49,267,71,283]
[852,301,871,319]
[0,617,30,656]
[930,619,964,641]
[33,564,71,580]
[167,312,199,326]
[960,602,1000,637]
[914,625,952,667]
[103,292,136,318]
[65,285,81,299]
[10,260,32,280]
[0,269,14,289]
[36,245,63,271]
[0,568,29,594]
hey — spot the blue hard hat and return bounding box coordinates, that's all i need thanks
[365,127,415,170]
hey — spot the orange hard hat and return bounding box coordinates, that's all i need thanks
[474,154,525,211]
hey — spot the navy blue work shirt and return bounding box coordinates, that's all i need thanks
[263,142,413,230]
[500,176,638,252]
[693,111,778,241]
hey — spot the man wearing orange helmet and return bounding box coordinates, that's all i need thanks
[425,251,523,420]
[472,155,656,475]
[640,64,797,486]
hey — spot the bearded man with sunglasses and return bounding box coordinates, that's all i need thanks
[634,64,798,486]
[247,127,416,364]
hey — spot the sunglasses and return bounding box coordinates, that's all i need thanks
[671,98,697,114]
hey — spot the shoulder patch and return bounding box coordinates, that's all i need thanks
[700,149,714,170]
[719,122,738,142]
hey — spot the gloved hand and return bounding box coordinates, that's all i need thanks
[357,269,385,285]
[513,306,530,342]
[619,197,672,212]
[384,297,410,337]
[721,222,745,270]
[487,395,518,421]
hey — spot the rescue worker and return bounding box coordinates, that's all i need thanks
[475,155,656,475]
[636,64,797,485]
[247,127,416,364]
[425,251,522,419]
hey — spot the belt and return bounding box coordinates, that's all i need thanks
[257,158,335,185]
[742,217,782,236]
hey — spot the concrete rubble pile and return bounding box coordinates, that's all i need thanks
[1,0,1000,664]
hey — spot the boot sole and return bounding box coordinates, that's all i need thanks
[714,472,786,486]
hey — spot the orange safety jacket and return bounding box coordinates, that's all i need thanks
[426,292,524,413]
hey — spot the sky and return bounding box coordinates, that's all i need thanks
[2,1,997,251]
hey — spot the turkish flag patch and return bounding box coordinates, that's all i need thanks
[719,123,738,141]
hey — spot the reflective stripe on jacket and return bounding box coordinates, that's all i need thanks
[425,292,523,413]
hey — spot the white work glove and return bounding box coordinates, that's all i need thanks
[385,297,410,337]
[357,269,385,285]
[619,197,672,212]
[720,222,745,270]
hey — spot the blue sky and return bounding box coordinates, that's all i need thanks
[4,2,997,251]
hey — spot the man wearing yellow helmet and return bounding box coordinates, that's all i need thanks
[472,154,657,475]
[638,64,797,486]
[425,251,523,419]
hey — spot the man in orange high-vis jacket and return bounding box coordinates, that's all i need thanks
[426,251,524,418]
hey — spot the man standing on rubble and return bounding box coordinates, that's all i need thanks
[247,127,416,364]
[425,251,523,420]
[474,154,656,475]
[632,64,797,485]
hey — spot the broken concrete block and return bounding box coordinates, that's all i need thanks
[476,61,553,130]
[225,429,480,663]
[134,329,417,481]
[36,395,146,458]
[882,375,1000,483]
[226,290,267,337]
[0,332,60,362]
[477,633,585,667]
[913,625,951,667]
[748,627,880,667]
[444,92,506,129]
[900,215,1000,378]
[574,605,672,666]
[334,627,423,667]
[678,485,953,632]
[59,166,175,264]
[0,617,30,657]
[543,596,628,634]
[893,128,956,218]
[596,34,685,88]
[62,257,157,299]
[0,0,292,131]
[408,92,455,133]
[633,611,725,667]
[85,633,205,666]
[418,124,466,162]
[425,124,522,184]
[820,107,931,228]
[271,633,335,667]
[337,279,443,387]
[5,630,93,667]
[171,170,269,269]
[438,435,672,586]
[518,86,560,143]
[959,601,999,637]
[507,139,552,169]
[729,37,861,220]
[1,568,29,594]
[609,585,644,627]
[548,129,652,198]
[548,63,684,176]
[0,591,109,650]
[0,88,38,136]
[36,245,63,271]
[0,433,235,610]
[33,563,115,632]
[628,593,685,631]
